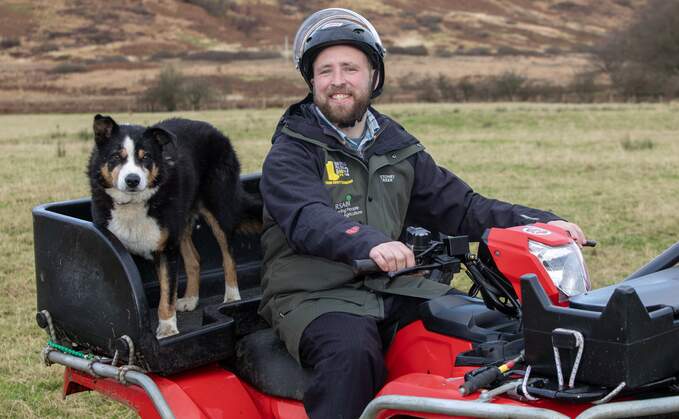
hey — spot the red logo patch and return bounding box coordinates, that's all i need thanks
[345,226,360,236]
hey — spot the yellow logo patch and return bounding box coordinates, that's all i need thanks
[325,161,353,185]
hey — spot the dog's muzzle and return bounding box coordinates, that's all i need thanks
[125,174,141,189]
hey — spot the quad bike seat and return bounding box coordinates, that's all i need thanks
[201,299,312,400]
[232,328,312,400]
[204,298,312,400]
[229,294,523,400]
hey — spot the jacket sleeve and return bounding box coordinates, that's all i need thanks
[405,151,563,241]
[261,136,391,263]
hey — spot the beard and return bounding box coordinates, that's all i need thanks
[315,87,371,129]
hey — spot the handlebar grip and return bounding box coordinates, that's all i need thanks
[583,240,597,247]
[352,259,381,275]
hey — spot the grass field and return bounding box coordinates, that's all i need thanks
[1,103,678,417]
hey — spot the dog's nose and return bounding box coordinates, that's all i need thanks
[125,174,141,189]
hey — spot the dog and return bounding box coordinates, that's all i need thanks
[87,114,251,339]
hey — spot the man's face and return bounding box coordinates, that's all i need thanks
[312,45,374,128]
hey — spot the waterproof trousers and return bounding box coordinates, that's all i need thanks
[298,294,425,419]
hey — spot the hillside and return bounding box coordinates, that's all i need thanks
[0,0,646,113]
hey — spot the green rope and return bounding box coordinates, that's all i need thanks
[48,340,94,360]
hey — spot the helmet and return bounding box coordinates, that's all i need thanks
[292,8,386,98]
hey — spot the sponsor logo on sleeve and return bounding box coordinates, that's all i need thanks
[345,225,360,235]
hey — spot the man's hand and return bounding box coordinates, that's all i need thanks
[547,220,587,246]
[369,241,416,273]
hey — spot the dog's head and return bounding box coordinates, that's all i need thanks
[90,114,176,203]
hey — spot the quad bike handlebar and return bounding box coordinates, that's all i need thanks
[352,225,596,319]
[352,227,523,318]
[352,226,469,276]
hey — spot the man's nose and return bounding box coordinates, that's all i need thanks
[330,70,345,86]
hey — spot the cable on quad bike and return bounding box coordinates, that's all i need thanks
[459,352,525,396]
[464,255,521,318]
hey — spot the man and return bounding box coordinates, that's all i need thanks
[258,8,586,418]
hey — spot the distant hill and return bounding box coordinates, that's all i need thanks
[0,0,646,113]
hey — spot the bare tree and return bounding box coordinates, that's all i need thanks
[185,78,214,110]
[594,0,679,99]
[139,66,186,111]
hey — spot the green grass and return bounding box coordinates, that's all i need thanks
[1,103,678,416]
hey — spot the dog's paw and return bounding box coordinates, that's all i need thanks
[156,315,179,339]
[224,286,241,303]
[177,296,199,312]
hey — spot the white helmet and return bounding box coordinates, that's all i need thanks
[292,8,386,98]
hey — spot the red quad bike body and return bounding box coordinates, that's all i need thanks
[34,187,679,419]
[56,223,586,418]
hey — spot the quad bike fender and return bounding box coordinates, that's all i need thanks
[63,364,266,418]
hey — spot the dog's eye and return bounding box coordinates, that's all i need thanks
[141,154,151,162]
[109,154,121,162]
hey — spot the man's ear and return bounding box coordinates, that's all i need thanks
[93,114,118,146]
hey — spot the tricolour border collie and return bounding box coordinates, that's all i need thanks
[88,114,250,338]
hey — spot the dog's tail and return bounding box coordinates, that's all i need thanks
[236,191,263,235]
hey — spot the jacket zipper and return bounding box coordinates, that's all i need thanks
[333,128,387,227]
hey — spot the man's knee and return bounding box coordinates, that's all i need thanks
[334,331,383,374]
[300,312,383,369]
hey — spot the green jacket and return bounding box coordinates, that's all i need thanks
[258,98,562,361]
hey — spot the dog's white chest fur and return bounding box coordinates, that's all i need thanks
[107,202,161,260]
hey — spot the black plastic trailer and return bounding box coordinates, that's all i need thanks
[33,173,266,375]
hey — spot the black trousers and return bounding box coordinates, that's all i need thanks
[298,294,425,419]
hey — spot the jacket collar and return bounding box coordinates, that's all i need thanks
[273,95,419,158]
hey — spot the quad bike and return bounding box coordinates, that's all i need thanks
[33,174,679,418]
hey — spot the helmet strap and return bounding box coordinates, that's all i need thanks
[371,69,380,94]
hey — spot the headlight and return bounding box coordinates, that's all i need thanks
[528,240,591,297]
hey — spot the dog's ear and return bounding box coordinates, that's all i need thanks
[93,114,118,146]
[144,127,177,147]
[144,127,178,166]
